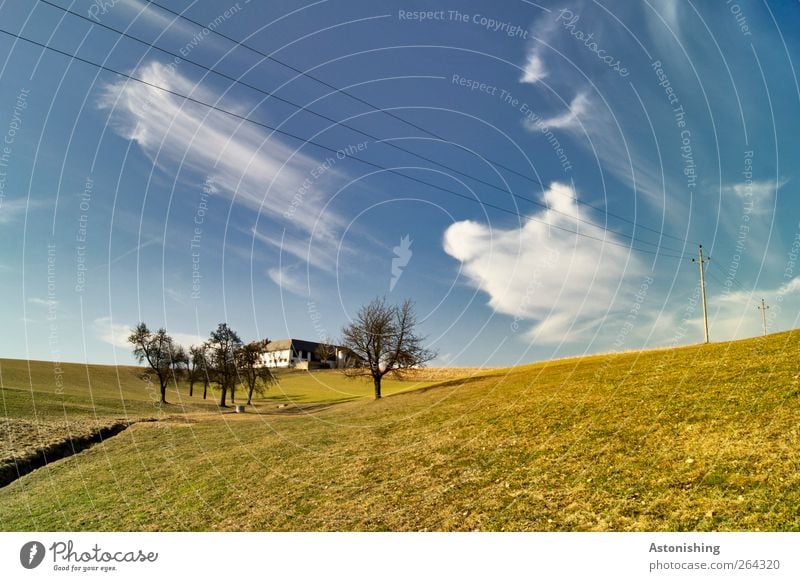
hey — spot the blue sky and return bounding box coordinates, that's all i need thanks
[1,0,799,367]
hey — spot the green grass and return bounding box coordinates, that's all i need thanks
[1,331,799,531]
[0,359,440,467]
[0,358,441,414]
[259,368,442,404]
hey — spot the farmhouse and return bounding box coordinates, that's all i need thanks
[261,338,350,369]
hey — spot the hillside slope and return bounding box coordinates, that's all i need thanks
[0,359,440,488]
[1,331,799,531]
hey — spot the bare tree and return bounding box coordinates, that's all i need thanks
[236,339,277,405]
[171,344,189,383]
[205,323,242,407]
[314,339,337,368]
[127,323,183,404]
[337,346,364,369]
[188,345,206,397]
[340,297,436,399]
[200,345,211,400]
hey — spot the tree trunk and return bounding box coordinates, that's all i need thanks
[160,381,168,404]
[202,380,208,400]
[189,378,194,397]
[373,375,382,400]
[247,383,254,405]
[219,385,227,407]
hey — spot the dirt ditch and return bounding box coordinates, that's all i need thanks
[0,419,155,488]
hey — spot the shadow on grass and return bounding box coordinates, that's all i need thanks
[214,402,344,416]
[387,373,503,397]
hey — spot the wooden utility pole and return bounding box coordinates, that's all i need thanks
[692,244,710,344]
[758,298,770,336]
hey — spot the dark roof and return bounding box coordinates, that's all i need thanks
[264,338,335,353]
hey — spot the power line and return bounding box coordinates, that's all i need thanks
[145,0,552,181]
[143,0,699,249]
[704,266,735,299]
[38,0,692,256]
[701,264,773,338]
[0,26,689,259]
[709,260,750,294]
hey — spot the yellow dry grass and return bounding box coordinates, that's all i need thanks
[1,331,799,531]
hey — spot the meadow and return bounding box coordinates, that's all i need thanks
[0,359,439,485]
[1,331,799,531]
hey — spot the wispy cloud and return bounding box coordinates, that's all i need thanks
[644,0,681,44]
[703,278,800,339]
[164,287,186,305]
[526,92,590,131]
[94,317,205,349]
[267,265,308,297]
[92,238,162,272]
[521,80,681,218]
[27,297,57,307]
[252,227,336,273]
[118,0,209,42]
[724,178,785,212]
[519,8,562,85]
[641,275,800,346]
[98,61,348,267]
[26,296,70,318]
[516,5,693,223]
[0,198,46,225]
[658,0,681,31]
[520,52,548,84]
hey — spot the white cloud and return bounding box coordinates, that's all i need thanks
[527,92,590,131]
[724,179,785,212]
[779,277,800,295]
[519,9,562,86]
[659,0,680,31]
[268,266,308,297]
[443,182,647,344]
[99,238,161,270]
[654,276,800,343]
[94,317,205,349]
[171,332,207,349]
[26,296,70,319]
[524,84,687,221]
[520,52,547,84]
[117,0,209,43]
[715,179,786,273]
[94,317,132,349]
[515,9,690,222]
[0,198,46,224]
[98,61,347,264]
[0,199,25,224]
[252,227,335,273]
[27,297,57,307]
[163,287,188,305]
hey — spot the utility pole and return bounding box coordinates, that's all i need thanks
[758,298,770,336]
[692,244,710,344]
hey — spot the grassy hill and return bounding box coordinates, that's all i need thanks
[1,331,799,531]
[0,359,441,484]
